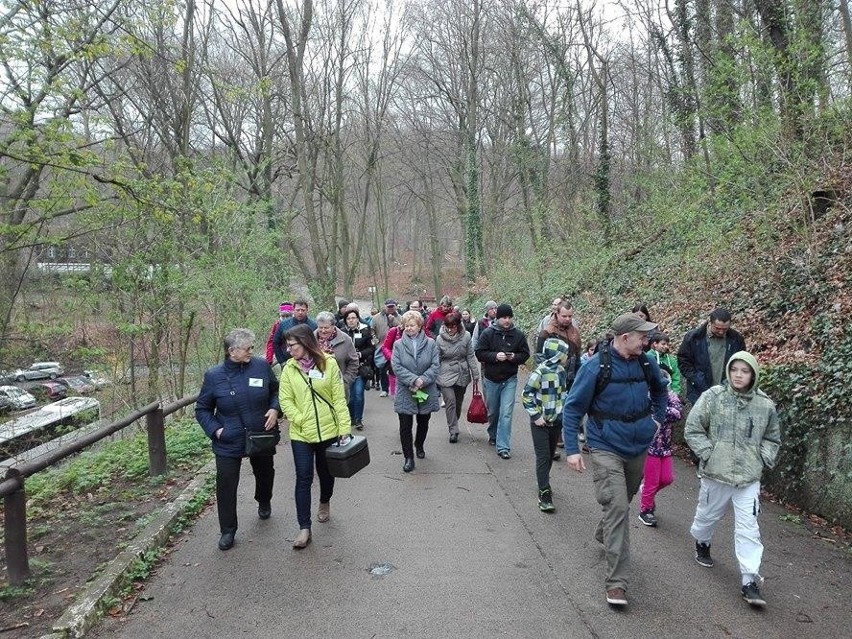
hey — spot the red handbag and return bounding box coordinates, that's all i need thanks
[466,380,488,424]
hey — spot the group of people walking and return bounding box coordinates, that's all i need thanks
[196,296,781,614]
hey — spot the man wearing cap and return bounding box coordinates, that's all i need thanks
[265,302,293,365]
[272,298,318,365]
[475,303,530,459]
[371,299,401,396]
[561,312,669,607]
[471,300,498,349]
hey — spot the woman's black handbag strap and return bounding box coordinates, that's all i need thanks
[300,371,340,440]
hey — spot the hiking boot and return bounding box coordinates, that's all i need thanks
[695,541,714,567]
[741,581,766,607]
[538,488,555,512]
[638,510,657,527]
[605,587,627,606]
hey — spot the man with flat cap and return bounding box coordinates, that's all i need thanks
[561,312,669,608]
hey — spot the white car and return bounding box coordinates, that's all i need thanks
[0,385,37,410]
[13,362,64,382]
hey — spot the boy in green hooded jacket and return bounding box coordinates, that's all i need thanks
[685,351,781,608]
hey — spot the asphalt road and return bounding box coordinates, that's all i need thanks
[92,381,851,638]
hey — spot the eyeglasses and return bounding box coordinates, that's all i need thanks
[286,342,300,349]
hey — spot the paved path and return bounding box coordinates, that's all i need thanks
[92,382,851,638]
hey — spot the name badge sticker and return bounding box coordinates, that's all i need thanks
[248,378,263,387]
[308,369,324,379]
[354,332,362,339]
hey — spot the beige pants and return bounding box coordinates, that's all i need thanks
[590,449,647,591]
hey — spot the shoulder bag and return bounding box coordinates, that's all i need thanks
[301,372,370,477]
[226,374,280,455]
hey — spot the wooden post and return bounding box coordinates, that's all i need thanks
[147,406,167,477]
[4,469,31,585]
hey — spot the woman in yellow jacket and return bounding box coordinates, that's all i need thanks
[280,324,351,549]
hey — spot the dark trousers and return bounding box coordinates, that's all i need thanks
[215,454,275,534]
[399,413,430,458]
[379,363,390,392]
[529,419,561,490]
[291,439,335,529]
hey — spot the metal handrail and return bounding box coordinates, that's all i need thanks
[2,392,200,584]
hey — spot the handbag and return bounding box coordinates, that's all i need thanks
[373,348,387,368]
[301,372,371,478]
[466,380,488,424]
[245,429,280,455]
[226,373,280,456]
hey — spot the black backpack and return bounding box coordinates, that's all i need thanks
[594,340,654,395]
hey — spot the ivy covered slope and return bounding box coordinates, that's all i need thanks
[490,116,852,528]
[637,161,850,527]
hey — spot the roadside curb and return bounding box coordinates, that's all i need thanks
[43,460,216,639]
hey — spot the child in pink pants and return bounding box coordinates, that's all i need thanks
[638,366,682,527]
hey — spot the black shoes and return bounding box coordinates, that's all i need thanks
[449,433,459,443]
[695,541,714,567]
[488,438,496,446]
[538,488,555,512]
[498,450,511,459]
[258,503,271,520]
[416,447,425,459]
[403,458,415,472]
[638,510,657,527]
[355,420,364,430]
[741,581,766,607]
[218,532,235,551]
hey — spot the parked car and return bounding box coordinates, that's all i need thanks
[83,370,111,389]
[13,361,64,382]
[30,381,68,402]
[61,376,96,394]
[0,385,37,410]
[0,395,13,414]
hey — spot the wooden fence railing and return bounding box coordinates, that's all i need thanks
[1,393,199,585]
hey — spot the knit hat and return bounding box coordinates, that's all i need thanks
[279,303,294,313]
[484,300,498,310]
[495,303,514,319]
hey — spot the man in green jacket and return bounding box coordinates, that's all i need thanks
[685,351,781,608]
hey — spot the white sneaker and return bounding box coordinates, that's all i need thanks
[379,391,388,397]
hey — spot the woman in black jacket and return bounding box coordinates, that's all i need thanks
[195,328,281,551]
[341,308,374,430]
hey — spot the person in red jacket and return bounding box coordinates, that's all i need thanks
[265,303,293,365]
[424,296,453,338]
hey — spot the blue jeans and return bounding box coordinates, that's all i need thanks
[483,376,518,453]
[291,439,335,529]
[348,375,365,422]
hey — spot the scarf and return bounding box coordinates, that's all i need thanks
[297,356,315,373]
[318,331,335,354]
[403,329,426,358]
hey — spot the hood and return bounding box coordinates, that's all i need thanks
[540,337,571,369]
[727,350,759,391]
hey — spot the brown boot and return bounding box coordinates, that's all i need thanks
[292,529,312,549]
[317,502,330,523]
